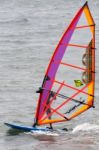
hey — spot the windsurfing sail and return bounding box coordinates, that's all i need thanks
[34,1,95,126]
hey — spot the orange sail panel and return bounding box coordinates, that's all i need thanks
[34,2,95,126]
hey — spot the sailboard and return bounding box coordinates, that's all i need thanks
[5,2,95,132]
[4,123,51,132]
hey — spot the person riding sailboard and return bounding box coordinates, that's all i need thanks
[33,85,56,129]
[46,90,57,129]
[4,2,95,133]
[32,1,95,131]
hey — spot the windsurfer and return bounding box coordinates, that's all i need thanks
[46,91,56,129]
[34,87,56,129]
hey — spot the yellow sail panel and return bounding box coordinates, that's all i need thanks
[38,118,66,125]
[84,4,95,33]
[87,81,94,105]
[84,0,95,105]
[69,105,89,120]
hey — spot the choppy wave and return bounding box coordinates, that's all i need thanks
[0,17,28,25]
[72,123,99,133]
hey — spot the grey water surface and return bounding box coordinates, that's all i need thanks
[0,0,99,150]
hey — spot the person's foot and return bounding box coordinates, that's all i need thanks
[46,126,53,130]
[32,123,36,127]
[62,128,68,131]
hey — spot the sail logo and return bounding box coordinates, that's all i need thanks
[74,80,83,87]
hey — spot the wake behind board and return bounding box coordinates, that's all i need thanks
[4,123,51,132]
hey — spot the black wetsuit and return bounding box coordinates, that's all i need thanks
[33,87,55,129]
[46,91,55,129]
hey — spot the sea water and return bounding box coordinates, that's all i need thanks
[0,0,99,150]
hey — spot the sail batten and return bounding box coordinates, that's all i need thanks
[66,43,88,48]
[76,24,95,29]
[57,61,87,71]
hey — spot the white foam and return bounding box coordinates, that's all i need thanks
[72,123,99,133]
[25,130,59,136]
